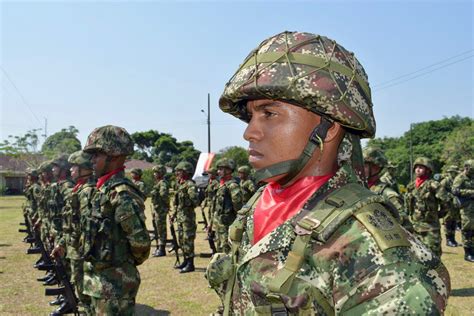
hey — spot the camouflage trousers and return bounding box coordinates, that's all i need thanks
[91,297,135,315]
[461,204,474,248]
[443,207,460,235]
[152,206,168,246]
[415,229,442,258]
[70,258,92,314]
[177,209,196,259]
[214,221,231,254]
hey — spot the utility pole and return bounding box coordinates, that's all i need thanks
[43,118,48,140]
[409,123,413,182]
[201,93,211,153]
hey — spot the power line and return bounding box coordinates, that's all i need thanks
[373,53,473,91]
[0,65,41,124]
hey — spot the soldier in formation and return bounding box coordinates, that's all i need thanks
[452,159,474,262]
[150,164,170,257]
[206,31,449,314]
[130,167,147,197]
[438,164,461,247]
[82,125,151,314]
[171,161,199,273]
[202,167,219,231]
[237,165,256,204]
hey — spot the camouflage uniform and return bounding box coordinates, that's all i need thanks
[150,165,170,256]
[405,157,442,258]
[207,31,449,314]
[37,161,54,248]
[130,168,147,197]
[82,125,151,315]
[379,162,400,194]
[452,160,474,262]
[438,165,461,247]
[24,169,41,227]
[172,161,200,272]
[238,166,256,204]
[213,159,243,254]
[203,168,219,226]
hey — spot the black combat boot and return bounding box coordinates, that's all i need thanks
[50,301,74,316]
[464,247,474,262]
[49,295,64,306]
[37,271,54,282]
[43,275,58,286]
[174,258,188,270]
[155,245,166,257]
[180,257,195,273]
[446,234,458,247]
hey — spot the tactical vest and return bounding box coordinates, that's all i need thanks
[223,182,408,315]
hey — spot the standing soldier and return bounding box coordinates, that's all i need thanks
[363,147,412,232]
[380,161,400,193]
[171,161,199,273]
[130,168,147,197]
[210,158,243,254]
[405,157,443,258]
[452,160,474,262]
[238,165,256,204]
[24,168,41,229]
[82,125,151,314]
[202,167,219,226]
[150,164,170,257]
[438,165,461,247]
[206,31,449,314]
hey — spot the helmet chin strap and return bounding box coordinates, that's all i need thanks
[254,117,333,185]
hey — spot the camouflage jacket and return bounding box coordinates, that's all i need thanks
[49,179,75,239]
[37,183,52,224]
[207,165,450,314]
[452,172,474,207]
[25,182,41,219]
[405,179,441,233]
[437,174,459,211]
[379,171,400,194]
[240,179,256,204]
[203,179,219,209]
[172,179,199,220]
[132,179,147,197]
[150,179,170,211]
[213,179,243,226]
[82,172,151,298]
[369,179,413,232]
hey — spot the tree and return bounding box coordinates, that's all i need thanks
[442,121,474,168]
[41,126,81,158]
[213,146,250,172]
[0,129,44,167]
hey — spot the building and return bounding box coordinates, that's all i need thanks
[0,155,29,195]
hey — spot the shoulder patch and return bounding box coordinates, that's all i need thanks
[354,203,410,251]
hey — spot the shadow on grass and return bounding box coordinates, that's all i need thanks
[451,287,474,297]
[135,304,170,315]
[0,243,12,247]
[194,267,207,273]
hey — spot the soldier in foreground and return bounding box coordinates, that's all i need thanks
[405,157,443,258]
[171,161,199,273]
[363,147,413,231]
[439,165,461,247]
[150,165,170,257]
[452,160,474,262]
[206,31,450,314]
[130,168,147,197]
[82,125,151,314]
[237,165,256,204]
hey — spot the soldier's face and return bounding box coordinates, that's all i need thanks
[70,165,80,180]
[415,165,428,177]
[132,173,140,181]
[244,99,320,171]
[91,152,108,177]
[52,165,60,178]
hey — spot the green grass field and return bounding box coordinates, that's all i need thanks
[0,196,473,315]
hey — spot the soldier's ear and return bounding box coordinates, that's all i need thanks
[324,121,345,144]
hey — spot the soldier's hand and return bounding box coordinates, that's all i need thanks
[51,245,65,258]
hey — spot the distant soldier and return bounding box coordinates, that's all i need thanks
[202,167,219,226]
[405,157,443,257]
[24,168,41,228]
[210,158,243,254]
[238,165,256,204]
[452,160,474,262]
[130,168,146,197]
[171,161,199,273]
[82,125,151,314]
[150,165,170,257]
[438,165,461,247]
[380,161,400,193]
[363,147,413,232]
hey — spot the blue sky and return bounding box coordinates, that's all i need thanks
[1,1,472,154]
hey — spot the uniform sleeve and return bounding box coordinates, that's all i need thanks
[114,191,151,265]
[187,182,200,208]
[229,183,243,212]
[160,181,169,203]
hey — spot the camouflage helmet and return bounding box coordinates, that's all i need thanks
[219,31,375,138]
[216,158,236,171]
[446,165,458,173]
[83,125,134,157]
[38,161,53,173]
[152,165,166,175]
[26,167,39,178]
[464,159,474,168]
[206,167,217,176]
[237,165,251,175]
[413,157,434,172]
[51,154,70,170]
[68,150,93,170]
[363,147,388,168]
[175,161,194,175]
[130,168,143,176]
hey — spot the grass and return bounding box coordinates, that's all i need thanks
[0,196,473,315]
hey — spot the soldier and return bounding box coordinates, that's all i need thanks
[452,160,474,262]
[206,31,449,314]
[363,147,412,232]
[380,161,400,193]
[238,165,256,204]
[150,164,170,257]
[24,168,41,229]
[202,167,219,227]
[82,125,151,314]
[170,161,199,273]
[438,165,461,247]
[209,158,243,254]
[405,157,443,258]
[130,168,146,197]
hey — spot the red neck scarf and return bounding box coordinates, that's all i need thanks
[415,175,429,188]
[220,175,233,186]
[179,175,189,184]
[73,178,87,192]
[253,173,333,245]
[97,166,125,189]
[367,177,378,188]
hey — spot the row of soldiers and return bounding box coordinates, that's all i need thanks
[22,125,151,315]
[363,147,474,262]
